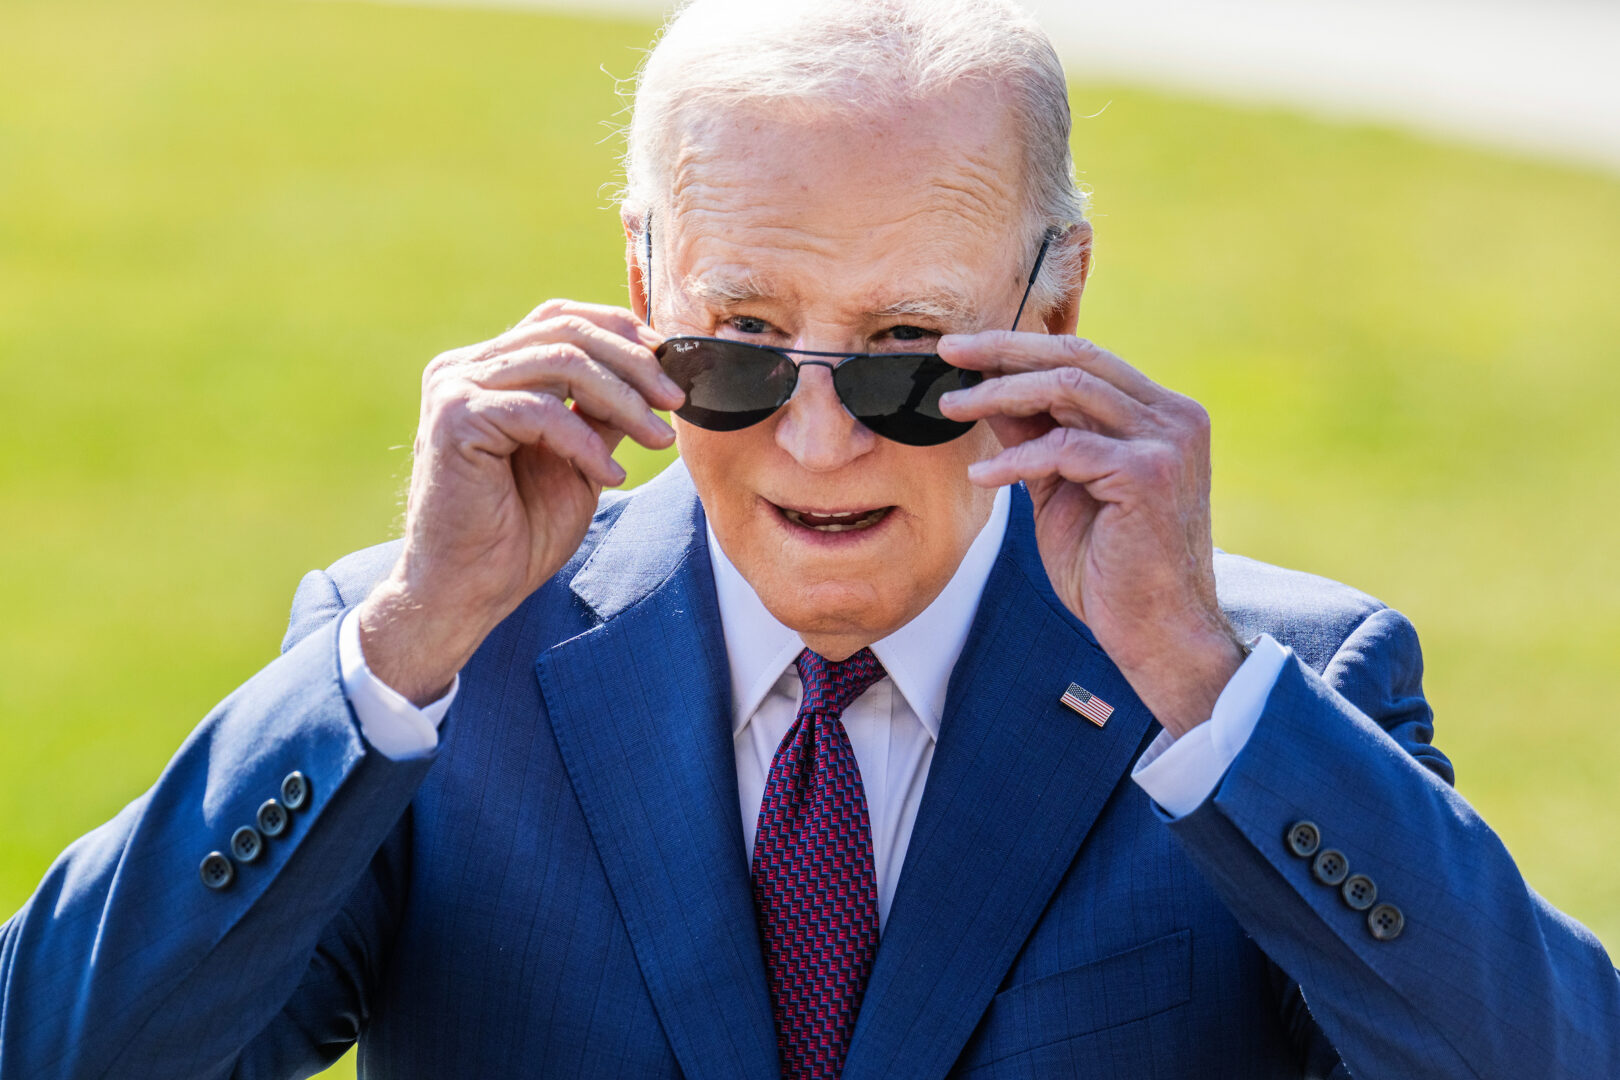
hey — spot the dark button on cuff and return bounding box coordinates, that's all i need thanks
[1311,848,1349,887]
[230,825,264,863]
[280,771,310,811]
[1368,903,1405,941]
[1286,820,1321,858]
[1341,873,1377,911]
[257,799,288,837]
[200,852,235,891]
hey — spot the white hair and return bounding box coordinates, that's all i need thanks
[620,0,1089,317]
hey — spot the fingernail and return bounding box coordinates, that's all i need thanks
[655,414,676,438]
[659,374,683,399]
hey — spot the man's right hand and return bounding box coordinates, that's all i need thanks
[356,299,682,706]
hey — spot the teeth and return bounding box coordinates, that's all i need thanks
[782,507,888,532]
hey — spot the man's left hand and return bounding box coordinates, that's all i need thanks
[938,331,1245,738]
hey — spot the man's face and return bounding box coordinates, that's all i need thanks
[646,85,1042,657]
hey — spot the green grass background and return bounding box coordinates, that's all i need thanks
[3,0,1618,1075]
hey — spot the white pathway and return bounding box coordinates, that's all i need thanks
[345,0,1620,173]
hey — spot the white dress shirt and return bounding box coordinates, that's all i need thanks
[336,490,1291,926]
[712,487,1011,929]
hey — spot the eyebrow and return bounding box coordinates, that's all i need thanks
[683,271,978,327]
[869,292,977,325]
[682,269,776,307]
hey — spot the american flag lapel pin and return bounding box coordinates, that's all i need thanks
[1060,682,1114,727]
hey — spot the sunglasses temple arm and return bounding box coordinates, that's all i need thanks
[644,212,655,331]
[1010,228,1057,332]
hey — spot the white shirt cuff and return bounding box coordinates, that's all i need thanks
[337,606,458,760]
[1131,633,1289,818]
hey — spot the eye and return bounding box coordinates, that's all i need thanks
[886,324,935,342]
[728,315,771,335]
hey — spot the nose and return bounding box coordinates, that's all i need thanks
[773,359,877,471]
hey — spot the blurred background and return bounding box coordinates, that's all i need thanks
[2,0,1617,1075]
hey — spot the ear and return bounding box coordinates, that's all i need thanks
[622,210,649,324]
[1042,220,1093,338]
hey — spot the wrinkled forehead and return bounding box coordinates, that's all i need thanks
[660,88,1028,303]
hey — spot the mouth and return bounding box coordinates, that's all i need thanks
[776,504,895,534]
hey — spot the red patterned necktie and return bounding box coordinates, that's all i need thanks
[752,647,886,1080]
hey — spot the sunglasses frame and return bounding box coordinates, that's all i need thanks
[643,215,1058,445]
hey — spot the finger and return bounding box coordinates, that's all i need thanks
[513,298,663,352]
[966,426,1123,489]
[470,344,676,450]
[488,315,682,411]
[939,331,1169,405]
[939,366,1141,433]
[466,389,627,487]
[573,408,627,452]
[549,349,679,450]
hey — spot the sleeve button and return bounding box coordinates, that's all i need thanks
[199,852,235,891]
[230,825,264,863]
[1368,902,1405,941]
[257,799,288,838]
[1285,821,1321,858]
[1341,873,1377,910]
[1311,848,1349,886]
[280,771,310,811]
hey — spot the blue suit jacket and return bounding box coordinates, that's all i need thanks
[3,462,1616,1079]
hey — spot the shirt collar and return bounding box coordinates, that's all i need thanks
[707,485,1011,741]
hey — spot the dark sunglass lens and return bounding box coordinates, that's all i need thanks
[656,338,797,432]
[834,354,981,446]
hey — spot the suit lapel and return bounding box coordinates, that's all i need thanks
[844,487,1157,1080]
[537,472,1155,1080]
[535,465,779,1080]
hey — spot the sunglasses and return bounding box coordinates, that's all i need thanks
[645,221,1055,447]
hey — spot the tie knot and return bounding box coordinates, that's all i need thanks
[796,647,885,718]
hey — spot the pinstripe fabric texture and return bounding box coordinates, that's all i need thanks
[753,648,885,1080]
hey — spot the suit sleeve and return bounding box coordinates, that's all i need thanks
[0,568,436,1080]
[1165,606,1620,1079]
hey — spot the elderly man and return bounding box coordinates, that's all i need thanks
[3,1,1616,1077]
